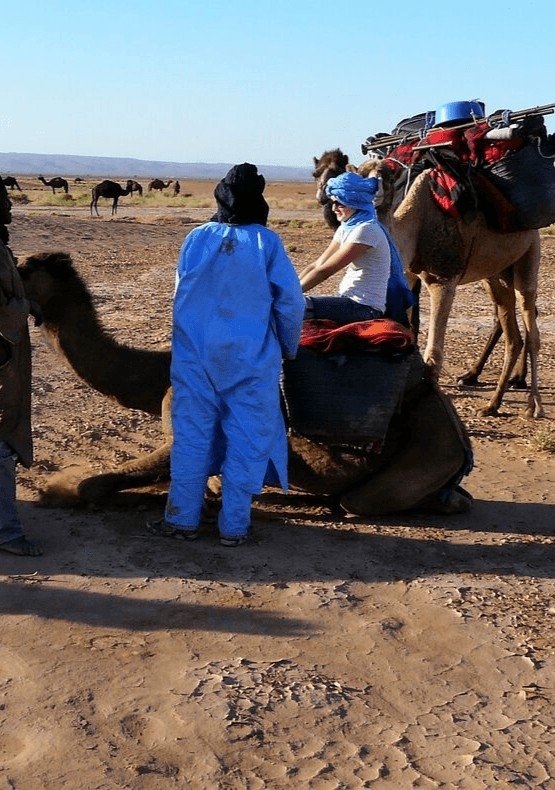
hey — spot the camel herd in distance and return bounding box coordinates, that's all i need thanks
[1,174,184,216]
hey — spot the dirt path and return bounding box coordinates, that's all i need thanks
[1,194,553,787]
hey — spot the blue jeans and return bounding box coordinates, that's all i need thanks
[0,440,24,544]
[304,296,383,325]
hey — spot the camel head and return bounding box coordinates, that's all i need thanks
[312,149,349,204]
[18,252,92,321]
[312,149,351,229]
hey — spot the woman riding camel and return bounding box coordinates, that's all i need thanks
[300,171,413,326]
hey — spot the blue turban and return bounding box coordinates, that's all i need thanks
[325,171,378,223]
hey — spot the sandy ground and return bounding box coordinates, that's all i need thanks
[0,177,554,788]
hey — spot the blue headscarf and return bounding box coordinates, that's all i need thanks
[325,171,415,323]
[325,171,378,225]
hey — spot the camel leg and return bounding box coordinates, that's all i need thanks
[458,313,503,386]
[76,442,172,503]
[514,257,544,418]
[508,336,529,389]
[478,277,523,417]
[420,275,458,378]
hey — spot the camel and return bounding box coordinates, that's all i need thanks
[18,251,473,516]
[129,180,143,196]
[312,149,544,418]
[148,179,173,192]
[74,177,85,183]
[1,176,21,191]
[38,175,69,194]
[90,180,134,217]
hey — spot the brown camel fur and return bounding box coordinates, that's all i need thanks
[18,252,473,515]
[38,175,69,194]
[90,180,134,217]
[313,150,543,418]
[148,179,173,192]
[1,176,21,191]
[129,180,143,196]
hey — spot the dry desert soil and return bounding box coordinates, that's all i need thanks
[1,176,554,788]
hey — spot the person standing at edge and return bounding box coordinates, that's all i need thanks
[299,171,413,326]
[0,179,42,556]
[148,163,305,547]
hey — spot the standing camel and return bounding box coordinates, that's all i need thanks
[128,180,143,196]
[90,180,134,217]
[1,176,21,191]
[38,175,69,194]
[148,179,173,192]
[312,150,543,418]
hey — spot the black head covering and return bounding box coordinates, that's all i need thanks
[212,163,269,226]
[0,178,11,245]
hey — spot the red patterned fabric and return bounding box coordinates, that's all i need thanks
[299,319,415,354]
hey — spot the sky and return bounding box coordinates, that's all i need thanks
[2,0,554,169]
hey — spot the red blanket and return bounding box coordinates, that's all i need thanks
[299,319,415,354]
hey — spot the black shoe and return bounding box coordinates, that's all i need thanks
[146,519,199,541]
[219,535,247,547]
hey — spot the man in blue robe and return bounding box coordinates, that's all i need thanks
[149,164,304,546]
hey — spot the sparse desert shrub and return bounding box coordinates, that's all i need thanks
[269,197,318,211]
[34,192,76,206]
[541,223,555,236]
[8,192,29,205]
[531,427,555,453]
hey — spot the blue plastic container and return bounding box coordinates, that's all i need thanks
[434,100,485,126]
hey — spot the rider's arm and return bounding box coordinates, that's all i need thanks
[299,240,370,292]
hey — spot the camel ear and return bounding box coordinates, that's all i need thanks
[313,157,319,167]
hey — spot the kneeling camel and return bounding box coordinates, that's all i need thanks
[19,252,473,516]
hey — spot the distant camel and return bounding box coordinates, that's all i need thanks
[1,176,21,191]
[90,179,134,217]
[74,177,85,183]
[172,180,180,196]
[38,175,69,194]
[148,179,173,192]
[129,180,143,196]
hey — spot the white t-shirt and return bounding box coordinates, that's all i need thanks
[333,220,390,312]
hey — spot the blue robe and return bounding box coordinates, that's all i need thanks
[166,221,304,530]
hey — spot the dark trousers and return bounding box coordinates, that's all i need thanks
[304,296,383,325]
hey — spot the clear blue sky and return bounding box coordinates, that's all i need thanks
[2,0,553,169]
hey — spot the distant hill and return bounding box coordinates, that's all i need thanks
[0,151,312,182]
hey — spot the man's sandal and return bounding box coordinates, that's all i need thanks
[146,519,199,541]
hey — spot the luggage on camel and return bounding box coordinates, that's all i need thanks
[361,101,555,231]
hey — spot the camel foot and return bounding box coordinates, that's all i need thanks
[37,465,91,507]
[525,404,545,419]
[508,376,527,390]
[418,486,473,515]
[476,406,499,418]
[457,373,481,387]
[77,475,122,504]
